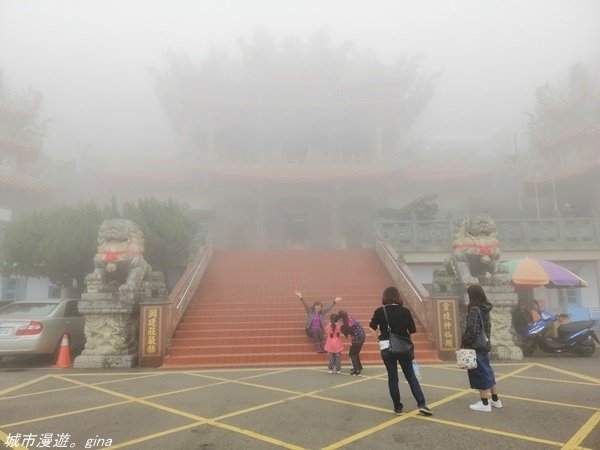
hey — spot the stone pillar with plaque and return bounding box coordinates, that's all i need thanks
[74,219,168,369]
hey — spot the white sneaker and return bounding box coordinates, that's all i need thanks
[469,401,492,412]
[328,370,333,374]
[490,399,503,408]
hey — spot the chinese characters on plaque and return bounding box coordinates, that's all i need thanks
[437,300,458,350]
[142,306,161,356]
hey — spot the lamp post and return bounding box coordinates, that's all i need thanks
[513,133,524,217]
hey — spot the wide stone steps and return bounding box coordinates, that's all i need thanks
[161,249,440,369]
[163,347,441,369]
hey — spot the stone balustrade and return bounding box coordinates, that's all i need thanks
[375,216,600,252]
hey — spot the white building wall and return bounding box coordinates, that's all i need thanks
[26,277,54,299]
[408,264,437,285]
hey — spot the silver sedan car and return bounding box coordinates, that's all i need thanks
[0,298,85,360]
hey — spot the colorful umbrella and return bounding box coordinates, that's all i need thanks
[503,258,588,287]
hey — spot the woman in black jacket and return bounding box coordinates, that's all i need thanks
[369,286,433,416]
[461,284,502,412]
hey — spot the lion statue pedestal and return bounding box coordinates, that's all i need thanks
[74,219,168,369]
[432,214,523,360]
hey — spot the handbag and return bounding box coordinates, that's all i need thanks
[382,305,414,359]
[456,348,477,369]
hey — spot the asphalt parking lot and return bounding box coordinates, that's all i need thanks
[1,352,599,450]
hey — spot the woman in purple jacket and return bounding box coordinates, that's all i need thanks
[295,291,341,353]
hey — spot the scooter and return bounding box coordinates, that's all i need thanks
[522,310,599,357]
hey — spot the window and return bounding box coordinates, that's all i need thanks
[48,285,61,298]
[557,287,581,309]
[2,279,17,301]
[565,287,580,305]
[0,302,59,317]
[1,278,26,301]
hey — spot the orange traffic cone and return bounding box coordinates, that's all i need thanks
[52,333,72,368]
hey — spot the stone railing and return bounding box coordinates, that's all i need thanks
[137,235,213,367]
[374,232,436,343]
[374,216,600,252]
[165,236,214,349]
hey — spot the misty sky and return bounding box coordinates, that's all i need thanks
[1,0,599,160]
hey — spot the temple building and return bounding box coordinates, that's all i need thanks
[0,73,60,301]
[118,36,509,250]
[150,38,433,249]
[522,63,600,218]
[3,40,597,322]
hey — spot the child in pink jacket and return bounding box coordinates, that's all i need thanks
[324,313,344,374]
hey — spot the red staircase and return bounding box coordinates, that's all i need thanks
[161,249,439,369]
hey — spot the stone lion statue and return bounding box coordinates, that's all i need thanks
[432,214,509,292]
[450,214,508,285]
[85,219,156,294]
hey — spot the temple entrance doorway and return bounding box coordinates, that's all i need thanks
[266,197,330,249]
[216,197,257,249]
[340,197,374,248]
[282,208,309,248]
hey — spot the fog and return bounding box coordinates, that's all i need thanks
[1,0,599,161]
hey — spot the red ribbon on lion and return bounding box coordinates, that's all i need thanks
[101,250,143,262]
[452,243,498,256]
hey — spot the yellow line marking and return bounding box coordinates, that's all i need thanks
[185,373,306,396]
[185,371,392,415]
[0,370,297,430]
[499,394,599,411]
[1,401,131,427]
[534,363,600,384]
[181,366,296,382]
[0,430,29,449]
[212,396,303,421]
[496,363,535,380]
[323,363,535,449]
[0,372,163,401]
[424,364,534,409]
[184,372,394,420]
[562,410,600,450]
[492,394,598,411]
[103,398,306,450]
[142,380,231,399]
[0,364,595,450]
[188,372,395,418]
[305,393,391,414]
[165,366,297,374]
[54,371,163,376]
[510,374,600,387]
[322,410,419,449]
[413,415,575,448]
[0,384,81,401]
[0,374,52,397]
[53,375,209,422]
[428,363,531,372]
[106,423,203,449]
[53,375,305,450]
[210,421,306,450]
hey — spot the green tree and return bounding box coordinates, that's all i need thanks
[122,197,202,274]
[1,198,205,295]
[1,201,109,290]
